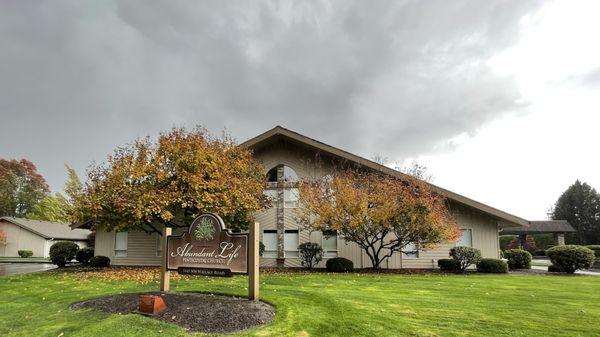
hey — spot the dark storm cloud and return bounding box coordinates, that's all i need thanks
[0,0,543,191]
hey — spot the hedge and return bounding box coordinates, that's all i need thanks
[504,249,532,270]
[476,258,508,273]
[326,257,353,272]
[89,255,111,268]
[76,248,95,264]
[49,241,79,267]
[17,250,33,258]
[546,245,595,274]
[449,246,482,272]
[438,258,460,272]
[585,245,600,260]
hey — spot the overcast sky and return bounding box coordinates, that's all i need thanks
[1,0,599,220]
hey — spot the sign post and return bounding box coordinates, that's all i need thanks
[160,226,172,292]
[162,213,260,301]
[248,221,259,301]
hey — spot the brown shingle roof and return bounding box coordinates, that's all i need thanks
[502,220,575,235]
[0,217,92,240]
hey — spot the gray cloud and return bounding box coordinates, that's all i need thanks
[0,0,544,191]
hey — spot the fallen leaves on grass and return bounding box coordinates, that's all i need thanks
[50,266,192,283]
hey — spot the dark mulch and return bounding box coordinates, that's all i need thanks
[70,292,275,333]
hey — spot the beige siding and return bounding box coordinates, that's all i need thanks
[92,139,504,269]
[95,229,162,266]
[0,220,46,257]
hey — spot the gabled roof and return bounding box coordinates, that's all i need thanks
[0,217,92,240]
[242,125,529,227]
[502,220,575,235]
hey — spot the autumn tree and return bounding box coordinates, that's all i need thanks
[298,170,459,269]
[71,127,267,234]
[0,159,49,217]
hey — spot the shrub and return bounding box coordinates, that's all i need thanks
[89,255,111,268]
[504,249,532,270]
[76,247,95,264]
[533,249,546,257]
[326,257,353,272]
[449,246,482,272]
[546,245,595,274]
[438,258,460,272]
[548,264,563,273]
[298,242,323,269]
[476,258,508,273]
[259,241,265,257]
[585,245,600,260]
[49,241,79,267]
[17,250,33,258]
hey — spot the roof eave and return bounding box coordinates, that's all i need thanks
[241,126,529,228]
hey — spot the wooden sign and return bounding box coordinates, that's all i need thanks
[160,214,259,301]
[166,213,248,275]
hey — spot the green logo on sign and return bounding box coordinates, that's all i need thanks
[194,217,215,241]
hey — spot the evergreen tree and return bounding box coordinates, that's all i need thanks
[552,180,600,244]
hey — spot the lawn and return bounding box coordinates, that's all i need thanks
[1,269,599,337]
[0,257,50,262]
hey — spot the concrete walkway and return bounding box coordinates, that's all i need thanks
[0,263,56,277]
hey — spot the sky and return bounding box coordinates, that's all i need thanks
[1,0,599,220]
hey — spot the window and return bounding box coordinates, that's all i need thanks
[114,231,128,257]
[402,242,419,259]
[265,167,278,183]
[284,188,299,208]
[263,189,278,207]
[283,166,298,183]
[284,229,299,257]
[322,230,338,258]
[262,230,277,258]
[457,229,473,247]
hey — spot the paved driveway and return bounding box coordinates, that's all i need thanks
[0,263,56,276]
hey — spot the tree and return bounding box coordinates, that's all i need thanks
[298,170,460,269]
[26,193,71,222]
[71,127,267,234]
[27,165,84,223]
[552,180,600,245]
[0,159,49,217]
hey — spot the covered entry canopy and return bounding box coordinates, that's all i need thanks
[502,220,575,235]
[502,220,575,246]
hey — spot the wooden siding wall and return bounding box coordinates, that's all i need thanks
[0,220,47,257]
[99,139,502,268]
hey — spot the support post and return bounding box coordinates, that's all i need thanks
[160,226,172,292]
[249,221,260,301]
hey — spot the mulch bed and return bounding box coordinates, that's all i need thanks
[70,292,275,333]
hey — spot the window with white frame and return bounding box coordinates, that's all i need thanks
[284,229,299,257]
[284,188,299,208]
[263,189,278,207]
[114,231,128,257]
[402,242,419,259]
[322,230,338,258]
[262,230,277,258]
[457,229,473,247]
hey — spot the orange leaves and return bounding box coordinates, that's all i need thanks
[72,127,267,232]
[298,169,460,257]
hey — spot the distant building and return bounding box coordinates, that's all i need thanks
[0,217,91,258]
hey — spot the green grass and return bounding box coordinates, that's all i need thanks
[0,257,50,262]
[1,271,600,337]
